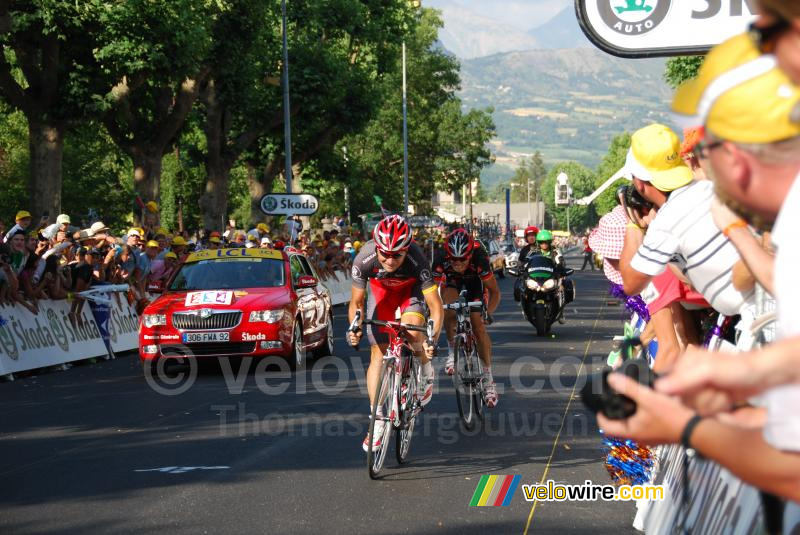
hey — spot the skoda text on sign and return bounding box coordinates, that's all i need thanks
[259,193,320,216]
[575,0,757,58]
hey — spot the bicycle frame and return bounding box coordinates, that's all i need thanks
[369,319,426,426]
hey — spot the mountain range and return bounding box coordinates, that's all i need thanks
[427,0,589,59]
[425,1,674,187]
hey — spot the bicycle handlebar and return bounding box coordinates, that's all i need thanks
[443,301,484,310]
[347,310,436,350]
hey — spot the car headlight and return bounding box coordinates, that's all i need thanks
[249,309,284,323]
[525,279,539,290]
[143,314,166,328]
[543,279,556,290]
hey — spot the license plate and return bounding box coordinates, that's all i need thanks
[182,332,230,343]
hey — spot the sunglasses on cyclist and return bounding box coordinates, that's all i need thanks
[377,248,406,259]
[749,14,790,53]
[448,255,471,263]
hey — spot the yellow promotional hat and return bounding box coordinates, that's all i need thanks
[209,236,222,244]
[146,201,159,213]
[257,223,269,233]
[146,240,160,248]
[15,210,31,220]
[164,252,178,260]
[672,33,800,144]
[171,236,188,246]
[623,124,693,192]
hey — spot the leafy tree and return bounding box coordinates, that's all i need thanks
[93,0,221,206]
[0,103,29,223]
[338,8,494,216]
[664,56,704,89]
[0,1,101,216]
[196,0,281,230]
[540,161,596,233]
[61,121,133,230]
[593,132,631,215]
[241,0,418,223]
[508,152,547,203]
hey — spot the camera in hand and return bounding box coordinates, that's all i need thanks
[581,358,655,420]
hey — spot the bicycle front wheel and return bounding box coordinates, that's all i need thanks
[453,337,477,431]
[368,360,394,479]
[473,348,485,422]
[396,350,418,464]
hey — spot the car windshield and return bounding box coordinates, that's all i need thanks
[169,258,285,291]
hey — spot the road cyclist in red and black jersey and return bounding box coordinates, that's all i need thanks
[433,228,501,407]
[346,214,444,452]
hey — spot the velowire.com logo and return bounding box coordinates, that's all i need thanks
[469,475,522,507]
[599,0,671,35]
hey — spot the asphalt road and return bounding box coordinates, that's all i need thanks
[0,253,639,535]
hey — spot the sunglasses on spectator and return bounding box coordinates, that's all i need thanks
[695,139,724,159]
[749,13,790,53]
[377,249,405,259]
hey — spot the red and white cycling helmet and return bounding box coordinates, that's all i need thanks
[524,225,539,237]
[445,228,474,259]
[373,214,412,253]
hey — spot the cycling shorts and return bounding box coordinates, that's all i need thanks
[442,276,485,312]
[365,278,426,346]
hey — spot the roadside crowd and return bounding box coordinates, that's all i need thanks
[587,2,800,527]
[0,207,366,321]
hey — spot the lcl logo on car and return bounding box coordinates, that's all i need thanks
[599,0,671,35]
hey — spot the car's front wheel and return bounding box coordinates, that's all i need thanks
[289,320,306,371]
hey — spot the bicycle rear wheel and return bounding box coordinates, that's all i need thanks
[453,337,477,430]
[396,350,418,464]
[368,360,394,479]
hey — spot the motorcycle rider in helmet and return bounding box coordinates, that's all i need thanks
[517,225,540,267]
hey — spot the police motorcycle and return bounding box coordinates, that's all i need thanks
[510,230,575,336]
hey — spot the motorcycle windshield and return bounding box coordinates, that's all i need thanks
[526,254,556,279]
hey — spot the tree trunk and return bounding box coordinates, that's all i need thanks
[132,151,163,206]
[249,159,282,224]
[200,164,230,232]
[28,118,63,218]
[198,79,232,232]
[247,162,265,226]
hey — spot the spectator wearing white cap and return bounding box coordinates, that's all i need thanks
[42,214,73,241]
[260,236,273,249]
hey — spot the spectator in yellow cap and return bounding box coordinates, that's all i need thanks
[145,201,158,213]
[168,235,188,261]
[135,240,161,295]
[4,210,32,243]
[148,250,179,291]
[619,123,752,317]
[208,235,222,249]
[601,32,800,510]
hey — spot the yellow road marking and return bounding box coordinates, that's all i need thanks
[523,301,607,534]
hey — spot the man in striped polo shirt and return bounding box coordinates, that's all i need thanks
[619,124,752,319]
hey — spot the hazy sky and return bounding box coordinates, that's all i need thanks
[425,0,571,31]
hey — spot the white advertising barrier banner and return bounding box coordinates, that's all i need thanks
[107,297,140,354]
[0,300,109,375]
[0,296,140,376]
[321,270,352,306]
[635,444,764,534]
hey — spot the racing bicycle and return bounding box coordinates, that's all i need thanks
[444,290,486,431]
[348,311,435,479]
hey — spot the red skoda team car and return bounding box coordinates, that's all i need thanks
[139,248,333,372]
